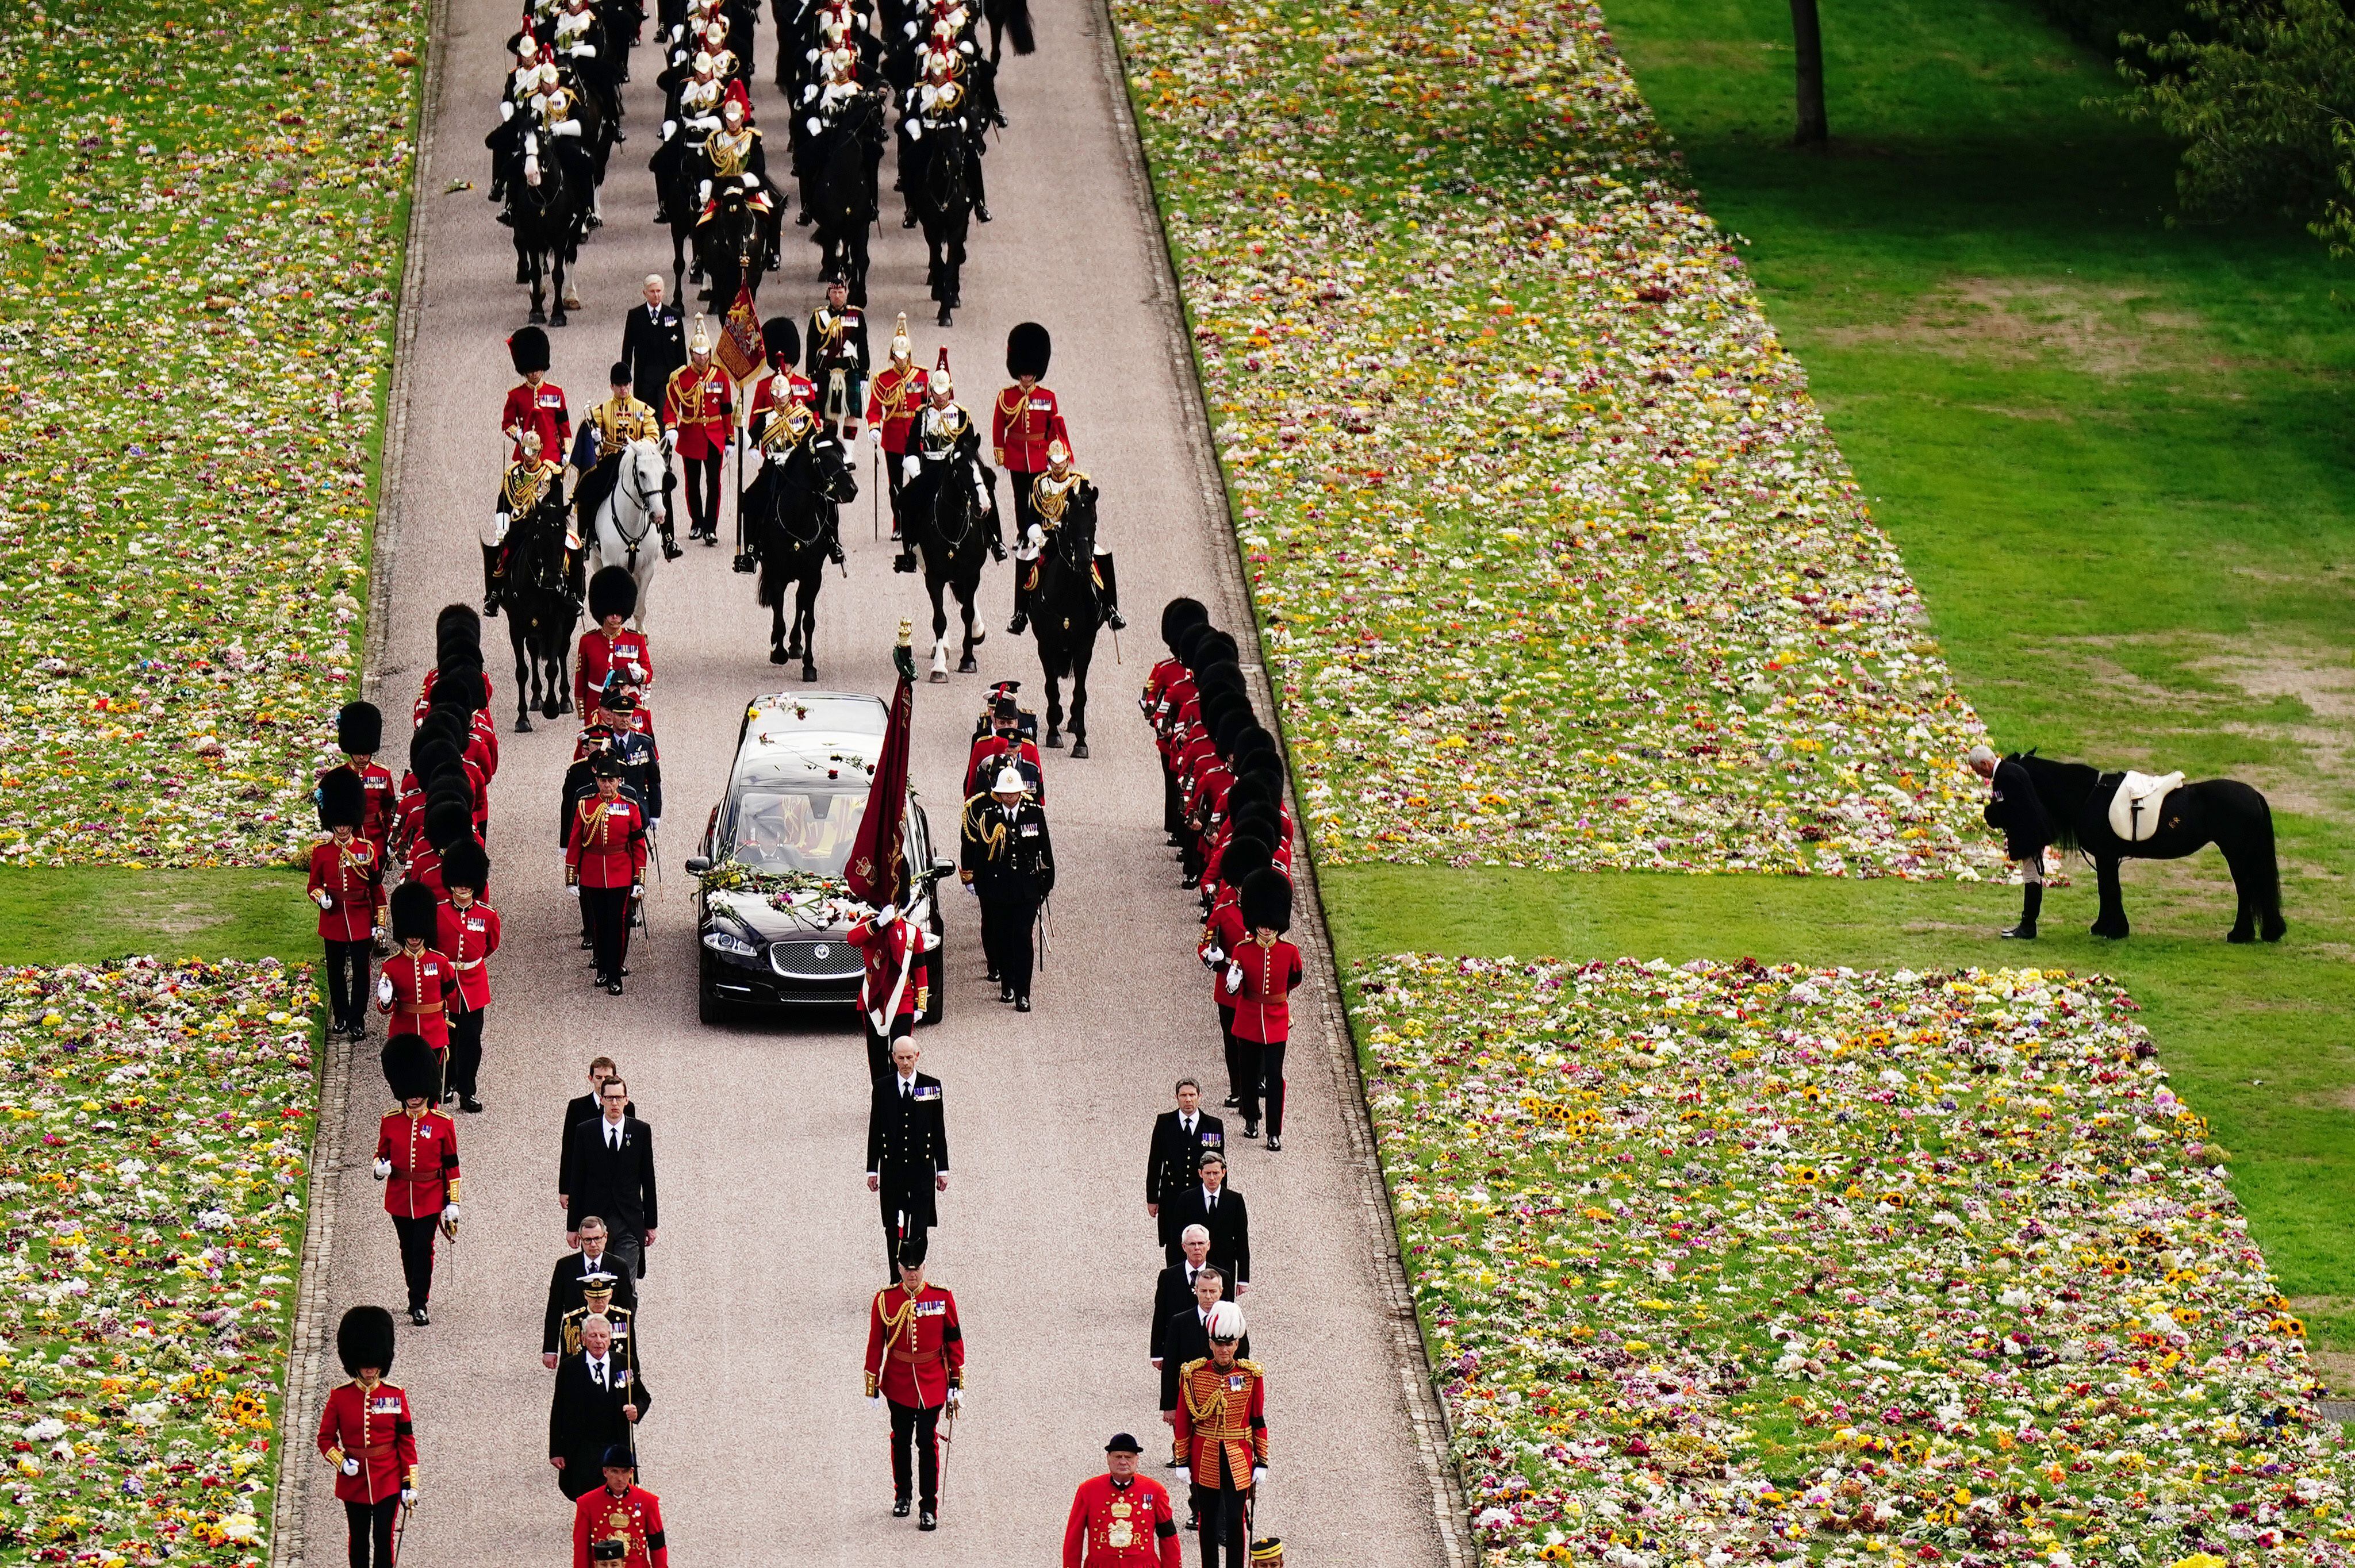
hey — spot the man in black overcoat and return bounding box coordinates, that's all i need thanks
[1970,744,2054,940]
[866,1036,949,1278]
[563,1075,659,1278]
[549,1314,651,1499]
[1144,1077,1225,1251]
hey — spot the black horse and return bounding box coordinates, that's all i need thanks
[801,93,884,303]
[498,495,581,731]
[509,130,583,326]
[911,120,973,326]
[1029,487,1106,758]
[748,431,858,678]
[903,447,995,679]
[693,181,769,313]
[2011,752,2285,943]
[984,0,1034,63]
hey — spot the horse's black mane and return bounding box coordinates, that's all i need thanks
[2009,748,2103,853]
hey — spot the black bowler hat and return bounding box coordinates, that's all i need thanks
[1104,1432,1144,1454]
[600,1444,636,1470]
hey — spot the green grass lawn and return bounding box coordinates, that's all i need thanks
[1315,0,2355,1377]
[0,867,320,968]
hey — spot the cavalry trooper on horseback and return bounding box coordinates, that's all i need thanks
[746,369,846,564]
[651,51,726,226]
[898,48,992,228]
[485,428,570,618]
[488,35,557,210]
[747,316,816,437]
[551,0,618,136]
[807,270,869,436]
[577,362,679,564]
[893,359,1002,574]
[1009,439,1125,635]
[695,82,780,270]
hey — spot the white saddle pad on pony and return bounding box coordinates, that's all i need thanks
[2107,770,2184,843]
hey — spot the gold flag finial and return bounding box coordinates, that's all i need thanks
[897,617,912,648]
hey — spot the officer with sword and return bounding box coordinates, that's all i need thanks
[862,1234,964,1532]
[317,1305,419,1568]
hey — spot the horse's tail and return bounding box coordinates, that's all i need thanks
[2215,779,2284,935]
[998,0,1035,55]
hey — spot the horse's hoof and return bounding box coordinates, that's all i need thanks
[802,663,818,682]
[551,310,568,328]
[958,655,978,674]
[1071,741,1090,759]
[937,307,953,327]
[2227,929,2256,944]
[969,627,984,646]
[515,715,534,734]
[529,306,548,324]
[928,670,949,684]
[770,647,788,665]
[542,698,562,719]
[2264,921,2288,943]
[1044,729,1061,749]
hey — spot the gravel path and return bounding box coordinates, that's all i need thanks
[278,0,1461,1559]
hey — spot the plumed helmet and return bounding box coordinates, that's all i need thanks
[1205,1300,1246,1342]
[432,667,486,716]
[440,839,489,894]
[889,311,912,363]
[381,1030,441,1105]
[589,566,639,624]
[337,701,383,756]
[1216,832,1272,886]
[762,314,800,367]
[318,768,365,831]
[1240,866,1294,933]
[689,314,714,358]
[1006,321,1050,379]
[390,881,440,945]
[336,1304,397,1378]
[508,324,551,375]
[424,798,473,856]
[1160,597,1209,648]
[897,1232,929,1269]
[435,603,482,657]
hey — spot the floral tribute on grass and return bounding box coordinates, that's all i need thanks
[0,0,424,868]
[1112,0,1999,877]
[0,959,318,1566]
[1357,955,2354,1566]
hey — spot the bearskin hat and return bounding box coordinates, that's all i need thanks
[1233,728,1280,770]
[435,604,482,661]
[1160,597,1209,649]
[897,1232,929,1270]
[1187,629,1238,672]
[439,839,489,894]
[336,1305,397,1378]
[762,315,800,368]
[1240,866,1294,935]
[589,566,639,624]
[1006,321,1051,380]
[410,735,461,782]
[1210,706,1253,759]
[390,881,439,946]
[1223,774,1274,819]
[508,324,551,375]
[1173,621,1215,668]
[317,768,365,831]
[337,701,383,756]
[1215,832,1272,887]
[432,666,486,716]
[380,1031,441,1106]
[424,798,473,855]
[1194,660,1245,701]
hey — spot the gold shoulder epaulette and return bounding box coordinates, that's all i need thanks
[1178,1356,1207,1379]
[1235,1358,1264,1375]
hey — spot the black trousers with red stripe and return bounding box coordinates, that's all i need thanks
[887,1398,942,1509]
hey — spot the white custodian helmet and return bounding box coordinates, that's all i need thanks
[992,766,1026,794]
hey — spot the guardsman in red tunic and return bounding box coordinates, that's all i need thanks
[749,314,818,426]
[964,689,1045,803]
[863,314,926,539]
[846,901,937,1082]
[1222,871,1303,1151]
[1145,604,1210,841]
[310,771,386,1043]
[576,567,653,716]
[377,883,458,1055]
[373,1033,462,1325]
[1195,837,1273,1116]
[993,320,1069,575]
[661,317,735,544]
[1171,1302,1266,1568]
[434,841,500,1117]
[566,752,650,994]
[501,325,571,463]
[1064,1433,1183,1568]
[316,1306,416,1568]
[571,1449,669,1568]
[863,1236,964,1530]
[325,701,399,863]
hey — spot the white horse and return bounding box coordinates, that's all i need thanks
[588,438,669,631]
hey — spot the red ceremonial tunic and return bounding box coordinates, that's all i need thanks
[1172,1357,1268,1490]
[575,626,654,717]
[1226,938,1302,1045]
[963,732,1045,801]
[1141,656,1186,724]
[662,362,734,460]
[1063,1471,1183,1568]
[864,364,926,453]
[377,1107,459,1219]
[573,1484,669,1568]
[566,796,649,889]
[747,368,818,432]
[391,778,427,865]
[316,1379,417,1505]
[991,382,1068,472]
[1199,900,1246,1010]
[309,838,385,943]
[378,947,457,1050]
[503,378,571,463]
[864,1281,963,1408]
[1155,673,1198,740]
[323,761,399,860]
[847,913,933,1024]
[434,898,501,1012]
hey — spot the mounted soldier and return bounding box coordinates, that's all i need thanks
[484,426,568,618]
[576,361,677,566]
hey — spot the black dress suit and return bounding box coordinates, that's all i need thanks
[866,1070,949,1271]
[1156,1302,1252,1414]
[557,1092,635,1198]
[565,1115,659,1275]
[1145,1109,1226,1247]
[1161,1183,1249,1286]
[620,300,688,412]
[1148,1260,1235,1363]
[548,1349,653,1500]
[542,1249,640,1356]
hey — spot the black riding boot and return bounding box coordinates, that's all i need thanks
[826,517,845,567]
[481,543,504,617]
[1097,552,1126,630]
[660,517,682,561]
[1007,565,1031,636]
[2003,883,2041,940]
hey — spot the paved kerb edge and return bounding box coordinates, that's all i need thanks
[274,0,448,1561]
[1086,5,1472,1562]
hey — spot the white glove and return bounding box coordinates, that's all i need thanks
[377,975,394,1006]
[661,429,678,454]
[661,117,677,141]
[441,1202,462,1225]
[806,116,822,136]
[744,445,766,472]
[500,99,516,122]
[630,884,645,901]
[877,903,900,927]
[490,509,510,542]
[689,114,720,133]
[1252,1466,1267,1486]
[569,885,580,899]
[1203,945,1226,967]
[697,179,712,204]
[907,120,923,141]
[529,93,549,115]
[742,172,761,191]
[372,1158,392,1181]
[313,889,335,910]
[572,41,596,56]
[864,425,883,447]
[651,818,662,833]
[341,1455,362,1477]
[946,1387,963,1409]
[1224,964,1243,994]
[900,455,920,482]
[401,1487,419,1506]
[553,119,582,139]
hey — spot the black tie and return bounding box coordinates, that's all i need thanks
[1207,1193,1217,1215]
[593,1361,607,1388]
[608,1127,619,1152]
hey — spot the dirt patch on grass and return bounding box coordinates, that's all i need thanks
[2312,1350,2355,1397]
[1821,277,2205,378]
